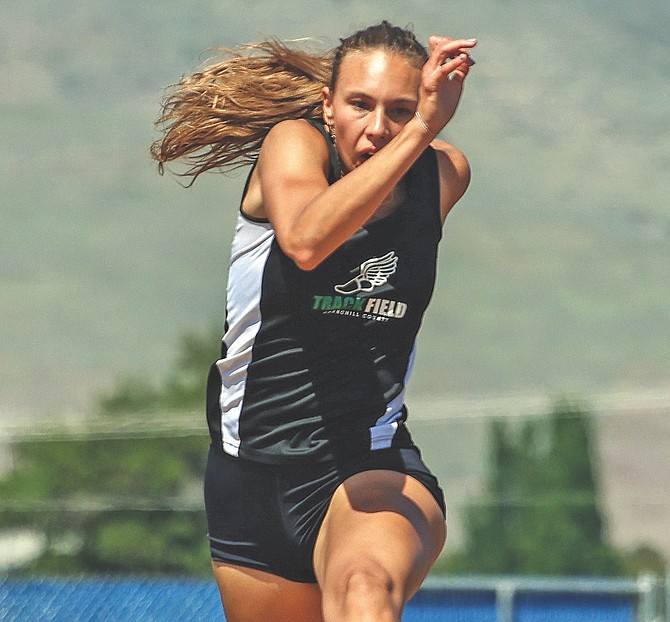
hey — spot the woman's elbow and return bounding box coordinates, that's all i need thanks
[281,241,323,271]
[292,253,322,271]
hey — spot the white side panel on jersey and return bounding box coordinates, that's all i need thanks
[369,343,417,450]
[215,213,275,456]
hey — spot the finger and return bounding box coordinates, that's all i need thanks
[426,40,477,74]
[438,53,472,77]
[448,66,469,84]
[453,54,476,68]
[452,52,477,80]
[430,37,477,59]
[428,35,454,54]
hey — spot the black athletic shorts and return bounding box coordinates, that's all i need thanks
[204,444,446,583]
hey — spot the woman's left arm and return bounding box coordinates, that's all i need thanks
[432,139,471,224]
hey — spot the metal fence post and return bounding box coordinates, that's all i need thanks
[637,573,659,622]
[496,580,516,622]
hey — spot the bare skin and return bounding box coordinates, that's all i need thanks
[213,34,476,622]
[313,471,447,622]
[212,563,323,622]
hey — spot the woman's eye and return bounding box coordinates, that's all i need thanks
[352,101,371,111]
[393,108,413,118]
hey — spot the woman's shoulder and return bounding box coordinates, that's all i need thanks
[430,139,469,174]
[264,118,328,149]
[429,138,471,220]
[259,118,332,180]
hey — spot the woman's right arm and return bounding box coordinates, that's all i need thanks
[255,118,433,270]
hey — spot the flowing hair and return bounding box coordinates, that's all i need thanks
[151,40,331,183]
[151,22,428,185]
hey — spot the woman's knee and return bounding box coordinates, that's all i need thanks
[321,559,403,622]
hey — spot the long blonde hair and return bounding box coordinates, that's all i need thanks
[151,22,427,185]
[151,40,331,183]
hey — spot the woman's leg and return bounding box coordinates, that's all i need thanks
[205,445,324,621]
[212,562,324,622]
[312,470,446,622]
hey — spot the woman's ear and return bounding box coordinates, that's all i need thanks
[321,86,334,127]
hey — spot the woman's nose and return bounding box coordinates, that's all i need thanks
[366,109,389,139]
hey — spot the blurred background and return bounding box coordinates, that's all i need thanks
[1,0,668,591]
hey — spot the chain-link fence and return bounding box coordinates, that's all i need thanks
[1,575,666,621]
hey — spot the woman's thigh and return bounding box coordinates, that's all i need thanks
[312,469,446,605]
[212,562,323,622]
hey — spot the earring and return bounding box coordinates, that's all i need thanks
[325,123,343,178]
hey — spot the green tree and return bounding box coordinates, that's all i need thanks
[439,399,625,576]
[0,324,222,576]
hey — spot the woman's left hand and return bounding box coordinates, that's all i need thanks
[417,36,477,133]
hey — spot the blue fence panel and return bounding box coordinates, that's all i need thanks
[0,578,221,622]
[405,588,497,622]
[515,591,636,622]
[0,576,654,621]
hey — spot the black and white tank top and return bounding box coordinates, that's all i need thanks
[206,120,443,464]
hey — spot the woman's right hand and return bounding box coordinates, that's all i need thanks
[417,36,477,134]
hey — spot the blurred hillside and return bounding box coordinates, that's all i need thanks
[1,0,669,417]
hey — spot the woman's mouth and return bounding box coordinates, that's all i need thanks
[358,150,377,163]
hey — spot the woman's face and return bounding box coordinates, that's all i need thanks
[322,49,422,174]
